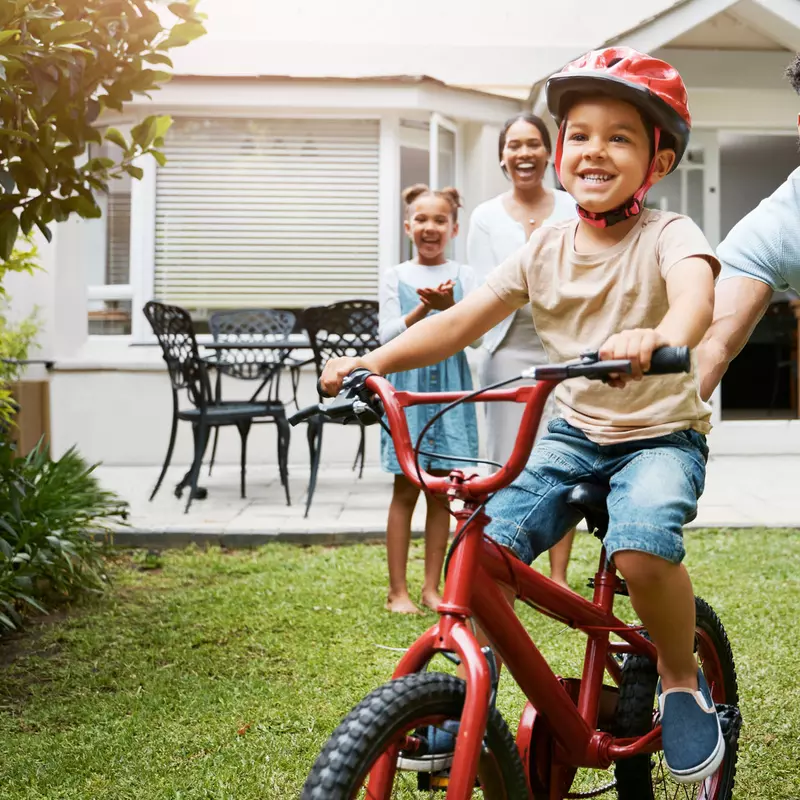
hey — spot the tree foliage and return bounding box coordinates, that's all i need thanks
[0,236,39,425]
[0,0,206,259]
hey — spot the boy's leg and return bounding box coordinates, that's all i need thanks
[604,431,723,782]
[386,474,421,614]
[604,435,705,687]
[613,552,698,689]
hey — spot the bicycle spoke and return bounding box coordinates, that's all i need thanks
[651,751,719,800]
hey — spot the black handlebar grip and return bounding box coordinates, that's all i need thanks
[288,404,322,426]
[646,346,691,375]
[316,377,331,398]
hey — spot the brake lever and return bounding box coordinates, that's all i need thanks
[324,369,384,426]
[576,350,632,383]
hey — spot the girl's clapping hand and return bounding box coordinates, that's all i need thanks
[417,280,455,311]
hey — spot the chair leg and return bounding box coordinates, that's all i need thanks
[150,409,178,501]
[291,366,301,410]
[353,426,366,479]
[208,428,220,476]
[304,418,324,518]
[184,423,210,514]
[275,414,292,506]
[237,421,252,499]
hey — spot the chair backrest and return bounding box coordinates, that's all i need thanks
[301,300,380,382]
[208,308,296,382]
[143,301,209,407]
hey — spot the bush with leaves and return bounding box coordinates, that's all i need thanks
[0,0,206,258]
[0,439,128,632]
[0,236,40,425]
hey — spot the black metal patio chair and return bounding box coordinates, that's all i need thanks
[207,308,293,503]
[300,299,380,517]
[143,301,281,513]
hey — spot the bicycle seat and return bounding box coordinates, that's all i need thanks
[566,482,610,541]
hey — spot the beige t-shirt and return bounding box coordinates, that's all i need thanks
[485,209,720,444]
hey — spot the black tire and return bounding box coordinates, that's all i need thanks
[614,596,740,800]
[302,672,529,799]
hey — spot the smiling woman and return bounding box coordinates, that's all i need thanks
[466,115,577,465]
[465,113,578,587]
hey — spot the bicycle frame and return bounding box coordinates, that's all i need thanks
[362,375,664,800]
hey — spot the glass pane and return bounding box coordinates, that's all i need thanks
[399,145,430,262]
[437,127,455,189]
[645,169,681,213]
[88,300,132,335]
[685,149,704,165]
[105,191,131,284]
[102,142,132,285]
[686,169,704,229]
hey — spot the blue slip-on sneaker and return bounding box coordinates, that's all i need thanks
[658,669,725,784]
[396,721,459,773]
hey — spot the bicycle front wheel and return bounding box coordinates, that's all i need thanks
[302,672,529,799]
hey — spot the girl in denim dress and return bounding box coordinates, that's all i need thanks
[378,184,479,614]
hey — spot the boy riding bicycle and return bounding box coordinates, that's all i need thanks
[321,47,723,784]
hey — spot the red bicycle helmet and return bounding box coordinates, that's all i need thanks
[545,47,691,227]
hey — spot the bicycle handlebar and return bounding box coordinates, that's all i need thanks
[289,347,692,497]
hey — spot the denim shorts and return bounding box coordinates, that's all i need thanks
[484,418,709,565]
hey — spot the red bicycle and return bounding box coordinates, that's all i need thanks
[292,348,741,800]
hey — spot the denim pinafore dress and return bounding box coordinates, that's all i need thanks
[380,269,479,475]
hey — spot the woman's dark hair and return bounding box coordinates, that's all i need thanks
[498,114,552,162]
[786,53,800,94]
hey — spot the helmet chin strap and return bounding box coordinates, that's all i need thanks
[554,123,662,228]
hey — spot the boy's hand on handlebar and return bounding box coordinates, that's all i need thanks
[599,328,669,387]
[320,356,372,396]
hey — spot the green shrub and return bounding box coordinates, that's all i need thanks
[0,237,40,426]
[0,439,127,632]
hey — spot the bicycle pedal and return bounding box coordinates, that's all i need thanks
[586,577,629,596]
[716,704,742,745]
[417,771,449,791]
[418,770,480,792]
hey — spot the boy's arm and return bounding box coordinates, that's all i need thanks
[320,285,513,395]
[599,256,715,382]
[656,256,716,348]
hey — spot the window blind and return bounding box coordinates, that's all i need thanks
[153,117,380,309]
[105,192,131,285]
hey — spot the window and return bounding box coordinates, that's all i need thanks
[397,114,459,262]
[645,147,705,228]
[152,117,381,315]
[87,143,133,335]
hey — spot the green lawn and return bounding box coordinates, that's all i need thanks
[1,530,798,799]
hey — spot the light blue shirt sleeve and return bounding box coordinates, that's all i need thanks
[717,166,800,293]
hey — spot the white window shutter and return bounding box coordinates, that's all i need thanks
[154,118,380,309]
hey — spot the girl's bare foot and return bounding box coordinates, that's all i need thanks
[421,589,443,612]
[551,576,574,592]
[385,593,421,614]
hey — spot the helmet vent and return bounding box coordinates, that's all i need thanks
[607,57,623,67]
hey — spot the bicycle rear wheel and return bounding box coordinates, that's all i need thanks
[302,672,529,799]
[614,596,740,800]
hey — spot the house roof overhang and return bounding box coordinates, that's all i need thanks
[528,0,800,115]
